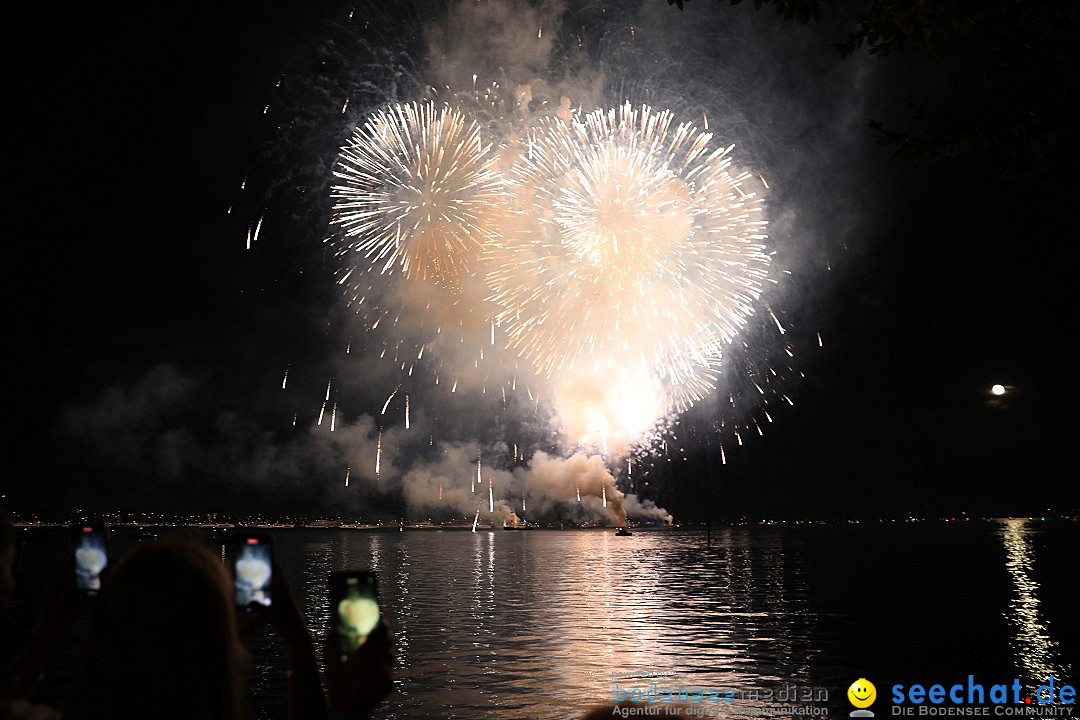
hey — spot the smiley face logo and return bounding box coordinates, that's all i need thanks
[848,679,877,709]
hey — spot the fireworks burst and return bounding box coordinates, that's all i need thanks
[330,100,515,396]
[331,100,503,283]
[486,103,771,444]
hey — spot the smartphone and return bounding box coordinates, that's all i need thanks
[330,571,380,660]
[233,534,273,610]
[72,523,109,595]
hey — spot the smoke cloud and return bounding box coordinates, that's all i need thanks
[423,0,605,116]
[58,365,671,525]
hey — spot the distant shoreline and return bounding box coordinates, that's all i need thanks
[11,522,677,532]
[11,516,1078,532]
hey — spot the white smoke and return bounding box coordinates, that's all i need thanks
[60,365,672,524]
[400,447,674,527]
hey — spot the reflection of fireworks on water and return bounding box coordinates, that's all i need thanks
[330,100,502,282]
[486,103,770,443]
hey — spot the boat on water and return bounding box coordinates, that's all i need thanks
[615,527,633,536]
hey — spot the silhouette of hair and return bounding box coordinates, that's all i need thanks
[69,538,247,720]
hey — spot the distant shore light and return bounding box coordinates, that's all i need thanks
[991,384,1006,396]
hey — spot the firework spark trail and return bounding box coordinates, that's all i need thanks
[375,430,382,477]
[381,386,399,414]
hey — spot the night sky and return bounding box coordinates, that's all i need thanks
[13,0,1078,520]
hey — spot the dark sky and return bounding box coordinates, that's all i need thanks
[13,0,1077,519]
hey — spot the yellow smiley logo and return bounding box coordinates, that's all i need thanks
[848,679,877,708]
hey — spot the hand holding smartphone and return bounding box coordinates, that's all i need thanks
[330,571,380,661]
[233,534,273,610]
[72,523,108,595]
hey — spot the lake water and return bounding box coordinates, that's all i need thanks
[3,522,1076,718]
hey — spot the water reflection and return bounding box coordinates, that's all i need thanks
[1000,519,1070,689]
[8,524,1074,719]
[259,529,819,719]
[235,523,1080,719]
